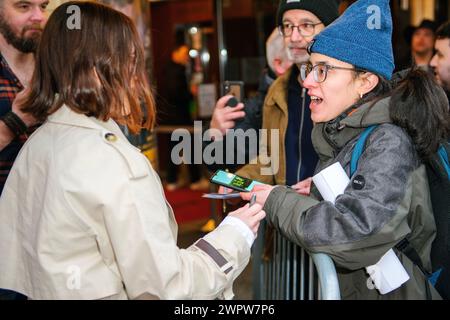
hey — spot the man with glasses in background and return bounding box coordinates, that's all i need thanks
[235,0,340,190]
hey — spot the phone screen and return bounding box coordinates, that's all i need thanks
[210,170,259,192]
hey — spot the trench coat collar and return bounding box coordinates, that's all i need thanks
[47,104,128,141]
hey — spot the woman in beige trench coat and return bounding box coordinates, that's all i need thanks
[0,1,265,300]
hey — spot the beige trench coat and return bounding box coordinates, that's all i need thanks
[0,105,250,300]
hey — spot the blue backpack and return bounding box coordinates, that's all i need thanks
[351,125,450,299]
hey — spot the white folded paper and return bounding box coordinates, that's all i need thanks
[312,162,410,294]
[366,249,410,294]
[312,162,350,203]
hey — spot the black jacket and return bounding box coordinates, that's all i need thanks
[159,61,192,125]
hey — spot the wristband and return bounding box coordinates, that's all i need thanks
[1,111,28,137]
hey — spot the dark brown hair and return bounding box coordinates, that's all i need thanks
[390,69,450,160]
[22,1,155,133]
[356,69,449,160]
[436,21,450,40]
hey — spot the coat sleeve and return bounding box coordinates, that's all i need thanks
[114,168,251,299]
[235,144,277,185]
[264,125,420,270]
[235,75,284,185]
[235,97,277,184]
[68,141,251,300]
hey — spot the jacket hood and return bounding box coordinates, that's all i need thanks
[341,96,392,128]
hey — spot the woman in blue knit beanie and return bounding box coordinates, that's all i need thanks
[243,0,449,299]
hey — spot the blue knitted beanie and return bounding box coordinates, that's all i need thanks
[309,0,394,80]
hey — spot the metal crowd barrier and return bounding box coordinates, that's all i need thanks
[252,221,341,300]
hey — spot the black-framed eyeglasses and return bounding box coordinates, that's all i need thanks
[278,22,323,37]
[299,62,367,83]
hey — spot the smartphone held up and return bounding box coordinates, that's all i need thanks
[222,81,244,107]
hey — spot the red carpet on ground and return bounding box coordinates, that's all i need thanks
[163,187,213,224]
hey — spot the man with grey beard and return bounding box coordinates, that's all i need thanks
[0,0,49,299]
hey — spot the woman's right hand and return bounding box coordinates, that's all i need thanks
[228,203,266,236]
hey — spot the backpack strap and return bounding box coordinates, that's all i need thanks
[395,238,433,299]
[437,144,450,180]
[395,238,430,276]
[350,125,378,177]
[350,125,435,298]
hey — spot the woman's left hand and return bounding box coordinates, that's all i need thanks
[290,177,312,196]
[240,184,275,207]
